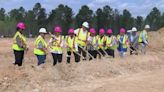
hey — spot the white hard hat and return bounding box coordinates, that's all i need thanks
[145,25,150,29]
[39,28,47,33]
[82,22,89,28]
[132,27,137,32]
[127,30,132,33]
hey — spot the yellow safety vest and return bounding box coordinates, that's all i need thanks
[12,31,26,51]
[105,35,116,50]
[97,35,106,50]
[117,35,128,49]
[34,35,47,55]
[87,36,97,49]
[66,36,77,51]
[50,35,64,53]
[138,30,148,43]
[77,28,89,47]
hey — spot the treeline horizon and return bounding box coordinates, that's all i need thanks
[0,2,163,37]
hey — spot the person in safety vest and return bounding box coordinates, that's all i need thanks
[34,28,48,66]
[48,26,64,66]
[87,28,98,60]
[65,28,79,63]
[129,27,139,55]
[138,25,150,54]
[97,28,106,59]
[74,22,90,61]
[12,22,28,66]
[105,29,117,58]
[127,30,132,41]
[117,28,129,57]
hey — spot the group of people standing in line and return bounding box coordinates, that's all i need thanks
[12,22,150,66]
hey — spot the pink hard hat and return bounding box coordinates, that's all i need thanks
[68,28,74,34]
[54,26,62,33]
[107,29,113,34]
[89,28,96,34]
[17,22,25,30]
[99,28,105,34]
[120,28,126,33]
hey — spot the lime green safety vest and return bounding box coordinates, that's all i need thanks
[117,35,128,49]
[34,35,47,55]
[66,36,77,51]
[87,35,97,50]
[12,31,26,51]
[105,35,116,50]
[77,28,89,47]
[138,30,148,43]
[50,35,64,53]
[97,35,106,50]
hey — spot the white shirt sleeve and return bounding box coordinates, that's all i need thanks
[75,43,78,51]
[48,38,53,45]
[74,28,79,35]
[87,36,91,41]
[60,40,64,47]
[111,37,117,46]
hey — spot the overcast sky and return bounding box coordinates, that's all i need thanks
[0,0,164,17]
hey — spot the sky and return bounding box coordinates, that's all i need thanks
[0,0,164,17]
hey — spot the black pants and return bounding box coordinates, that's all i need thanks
[130,46,137,55]
[105,49,115,58]
[51,53,63,66]
[13,50,24,66]
[78,46,86,60]
[67,51,80,63]
[98,49,106,59]
[88,50,97,60]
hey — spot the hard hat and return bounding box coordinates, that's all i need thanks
[120,28,126,33]
[68,28,74,34]
[99,28,105,34]
[145,25,150,29]
[17,22,25,30]
[132,27,137,32]
[127,30,132,33]
[89,28,96,34]
[39,28,47,33]
[82,22,89,28]
[107,29,113,34]
[54,26,62,33]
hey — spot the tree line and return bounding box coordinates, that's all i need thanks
[0,3,163,37]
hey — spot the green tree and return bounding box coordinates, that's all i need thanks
[102,5,113,30]
[135,16,143,31]
[0,8,5,21]
[90,14,97,31]
[1,3,164,37]
[76,5,93,27]
[9,7,25,22]
[120,9,133,30]
[33,2,41,18]
[96,8,105,30]
[145,7,161,31]
[113,9,120,34]
[33,3,47,29]
[48,4,73,35]
[160,13,164,28]
[25,10,36,36]
[37,8,47,28]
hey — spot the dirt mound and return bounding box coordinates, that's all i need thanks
[0,30,164,92]
[158,27,164,32]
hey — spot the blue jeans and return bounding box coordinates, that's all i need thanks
[36,55,46,65]
[118,44,127,52]
[117,44,127,57]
